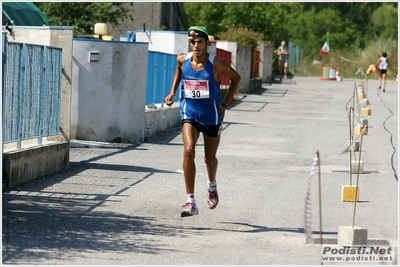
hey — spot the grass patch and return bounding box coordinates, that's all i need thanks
[290,37,398,80]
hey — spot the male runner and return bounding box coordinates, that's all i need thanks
[164,26,241,217]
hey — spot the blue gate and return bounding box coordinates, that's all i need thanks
[3,41,62,148]
[146,51,179,107]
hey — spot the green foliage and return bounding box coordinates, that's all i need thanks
[287,7,361,57]
[370,3,398,41]
[264,2,304,41]
[292,36,398,80]
[34,2,133,37]
[219,3,270,40]
[160,25,170,31]
[183,2,226,35]
[182,2,397,59]
[358,37,398,75]
[216,27,262,48]
[302,2,388,46]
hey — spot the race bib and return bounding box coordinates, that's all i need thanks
[184,80,209,99]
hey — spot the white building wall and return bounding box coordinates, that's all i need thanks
[135,30,189,54]
[215,41,237,69]
[71,39,149,143]
[208,42,217,55]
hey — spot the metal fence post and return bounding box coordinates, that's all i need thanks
[16,43,26,149]
[38,46,46,145]
[2,32,7,187]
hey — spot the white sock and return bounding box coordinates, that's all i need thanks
[187,194,196,204]
[207,180,217,191]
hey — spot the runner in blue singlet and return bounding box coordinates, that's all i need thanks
[180,52,222,128]
[164,26,241,217]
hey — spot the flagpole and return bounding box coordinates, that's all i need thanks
[327,32,329,49]
[320,32,329,55]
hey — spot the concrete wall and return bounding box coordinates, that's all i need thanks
[71,39,149,143]
[234,43,268,94]
[3,142,69,189]
[135,30,189,54]
[257,41,264,80]
[144,104,180,140]
[236,46,252,94]
[2,26,73,190]
[262,46,274,83]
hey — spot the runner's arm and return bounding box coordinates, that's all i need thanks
[277,47,282,56]
[375,58,381,67]
[215,58,241,113]
[165,53,186,106]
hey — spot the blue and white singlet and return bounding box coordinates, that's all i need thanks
[180,52,221,125]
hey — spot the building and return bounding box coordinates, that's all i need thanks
[106,2,185,40]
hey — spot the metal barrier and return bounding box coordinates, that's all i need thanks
[146,51,179,107]
[251,49,260,78]
[288,41,302,70]
[3,41,62,148]
[2,32,6,158]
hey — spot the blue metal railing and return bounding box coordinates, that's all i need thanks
[2,32,6,154]
[3,41,62,147]
[146,51,179,107]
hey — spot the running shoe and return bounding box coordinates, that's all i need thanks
[207,189,219,209]
[383,88,385,92]
[379,86,381,89]
[181,202,199,217]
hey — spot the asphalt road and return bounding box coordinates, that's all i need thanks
[2,76,398,265]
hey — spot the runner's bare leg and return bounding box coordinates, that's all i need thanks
[203,133,220,183]
[182,123,200,194]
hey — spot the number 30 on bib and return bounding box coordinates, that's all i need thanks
[184,80,210,99]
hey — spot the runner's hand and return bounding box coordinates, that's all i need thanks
[164,93,175,106]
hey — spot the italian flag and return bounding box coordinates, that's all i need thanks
[320,32,329,55]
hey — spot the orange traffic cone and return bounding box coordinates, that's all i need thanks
[336,69,340,81]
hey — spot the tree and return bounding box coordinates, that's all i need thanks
[370,3,398,40]
[220,2,271,40]
[183,2,226,35]
[34,2,133,37]
[264,2,304,42]
[182,2,397,57]
[287,7,360,57]
[302,2,385,47]
[216,27,262,48]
